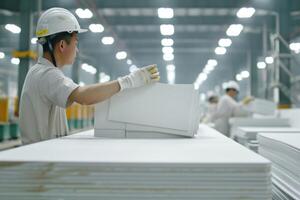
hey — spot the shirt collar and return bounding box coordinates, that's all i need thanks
[37,57,55,67]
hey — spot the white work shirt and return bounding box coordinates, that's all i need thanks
[212,94,249,137]
[19,57,79,145]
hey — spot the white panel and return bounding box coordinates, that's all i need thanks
[108,83,197,132]
[245,98,276,115]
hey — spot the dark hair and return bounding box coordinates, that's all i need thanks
[40,32,73,53]
[226,88,237,93]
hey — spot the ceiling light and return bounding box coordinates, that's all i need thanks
[289,42,300,53]
[89,24,104,33]
[101,37,114,45]
[129,65,138,72]
[31,37,38,44]
[5,24,21,34]
[207,59,218,67]
[162,47,174,54]
[0,52,5,59]
[215,47,227,55]
[241,70,250,78]
[79,81,85,86]
[166,64,175,72]
[257,61,266,69]
[116,51,127,60]
[204,65,215,72]
[126,59,132,65]
[81,63,97,74]
[160,24,174,36]
[218,38,232,47]
[99,72,110,83]
[236,74,242,81]
[75,8,93,19]
[198,73,207,81]
[237,7,255,18]
[265,56,274,64]
[226,24,243,37]
[167,71,175,84]
[158,8,174,19]
[163,53,174,61]
[161,38,174,46]
[11,58,20,65]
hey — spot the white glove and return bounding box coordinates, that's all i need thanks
[118,64,160,91]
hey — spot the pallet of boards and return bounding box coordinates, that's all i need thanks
[94,83,201,138]
[0,125,271,200]
[258,133,300,200]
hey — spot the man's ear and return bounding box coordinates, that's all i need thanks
[58,40,65,52]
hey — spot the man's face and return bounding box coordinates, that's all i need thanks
[63,33,78,65]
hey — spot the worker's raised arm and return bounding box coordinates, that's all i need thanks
[68,64,160,106]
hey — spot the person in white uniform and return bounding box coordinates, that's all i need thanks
[201,91,219,123]
[212,81,253,137]
[19,8,160,145]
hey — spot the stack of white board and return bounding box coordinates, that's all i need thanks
[0,125,271,200]
[245,98,277,115]
[94,83,200,138]
[234,126,300,152]
[258,133,300,200]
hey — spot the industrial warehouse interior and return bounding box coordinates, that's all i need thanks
[0,0,300,199]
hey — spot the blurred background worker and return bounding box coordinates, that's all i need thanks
[201,91,219,124]
[19,8,160,145]
[211,81,253,137]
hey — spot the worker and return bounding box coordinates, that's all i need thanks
[211,81,253,137]
[19,8,160,145]
[201,91,219,123]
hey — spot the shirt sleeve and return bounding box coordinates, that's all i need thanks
[40,68,79,108]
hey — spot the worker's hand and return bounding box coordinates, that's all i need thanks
[118,64,160,91]
[242,96,254,105]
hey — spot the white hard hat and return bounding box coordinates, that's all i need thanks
[225,80,240,91]
[36,7,87,38]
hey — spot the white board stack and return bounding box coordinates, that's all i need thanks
[258,133,300,200]
[234,126,300,152]
[0,125,271,200]
[94,83,201,138]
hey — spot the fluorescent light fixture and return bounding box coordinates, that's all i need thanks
[31,37,38,44]
[194,83,200,90]
[81,63,97,74]
[160,24,174,36]
[79,81,85,86]
[203,68,211,74]
[162,47,174,54]
[226,24,243,37]
[218,38,232,47]
[126,59,132,65]
[163,53,174,61]
[129,65,138,72]
[167,71,175,84]
[116,51,127,60]
[204,64,215,72]
[237,7,255,18]
[198,73,207,81]
[215,47,227,55]
[166,64,175,72]
[11,58,20,65]
[75,8,93,19]
[265,56,274,64]
[289,42,300,53]
[257,61,266,69]
[89,24,104,32]
[5,24,21,34]
[241,70,250,78]
[207,59,218,67]
[101,36,114,45]
[0,52,5,59]
[99,72,110,83]
[158,8,174,19]
[236,74,242,81]
[161,38,174,46]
